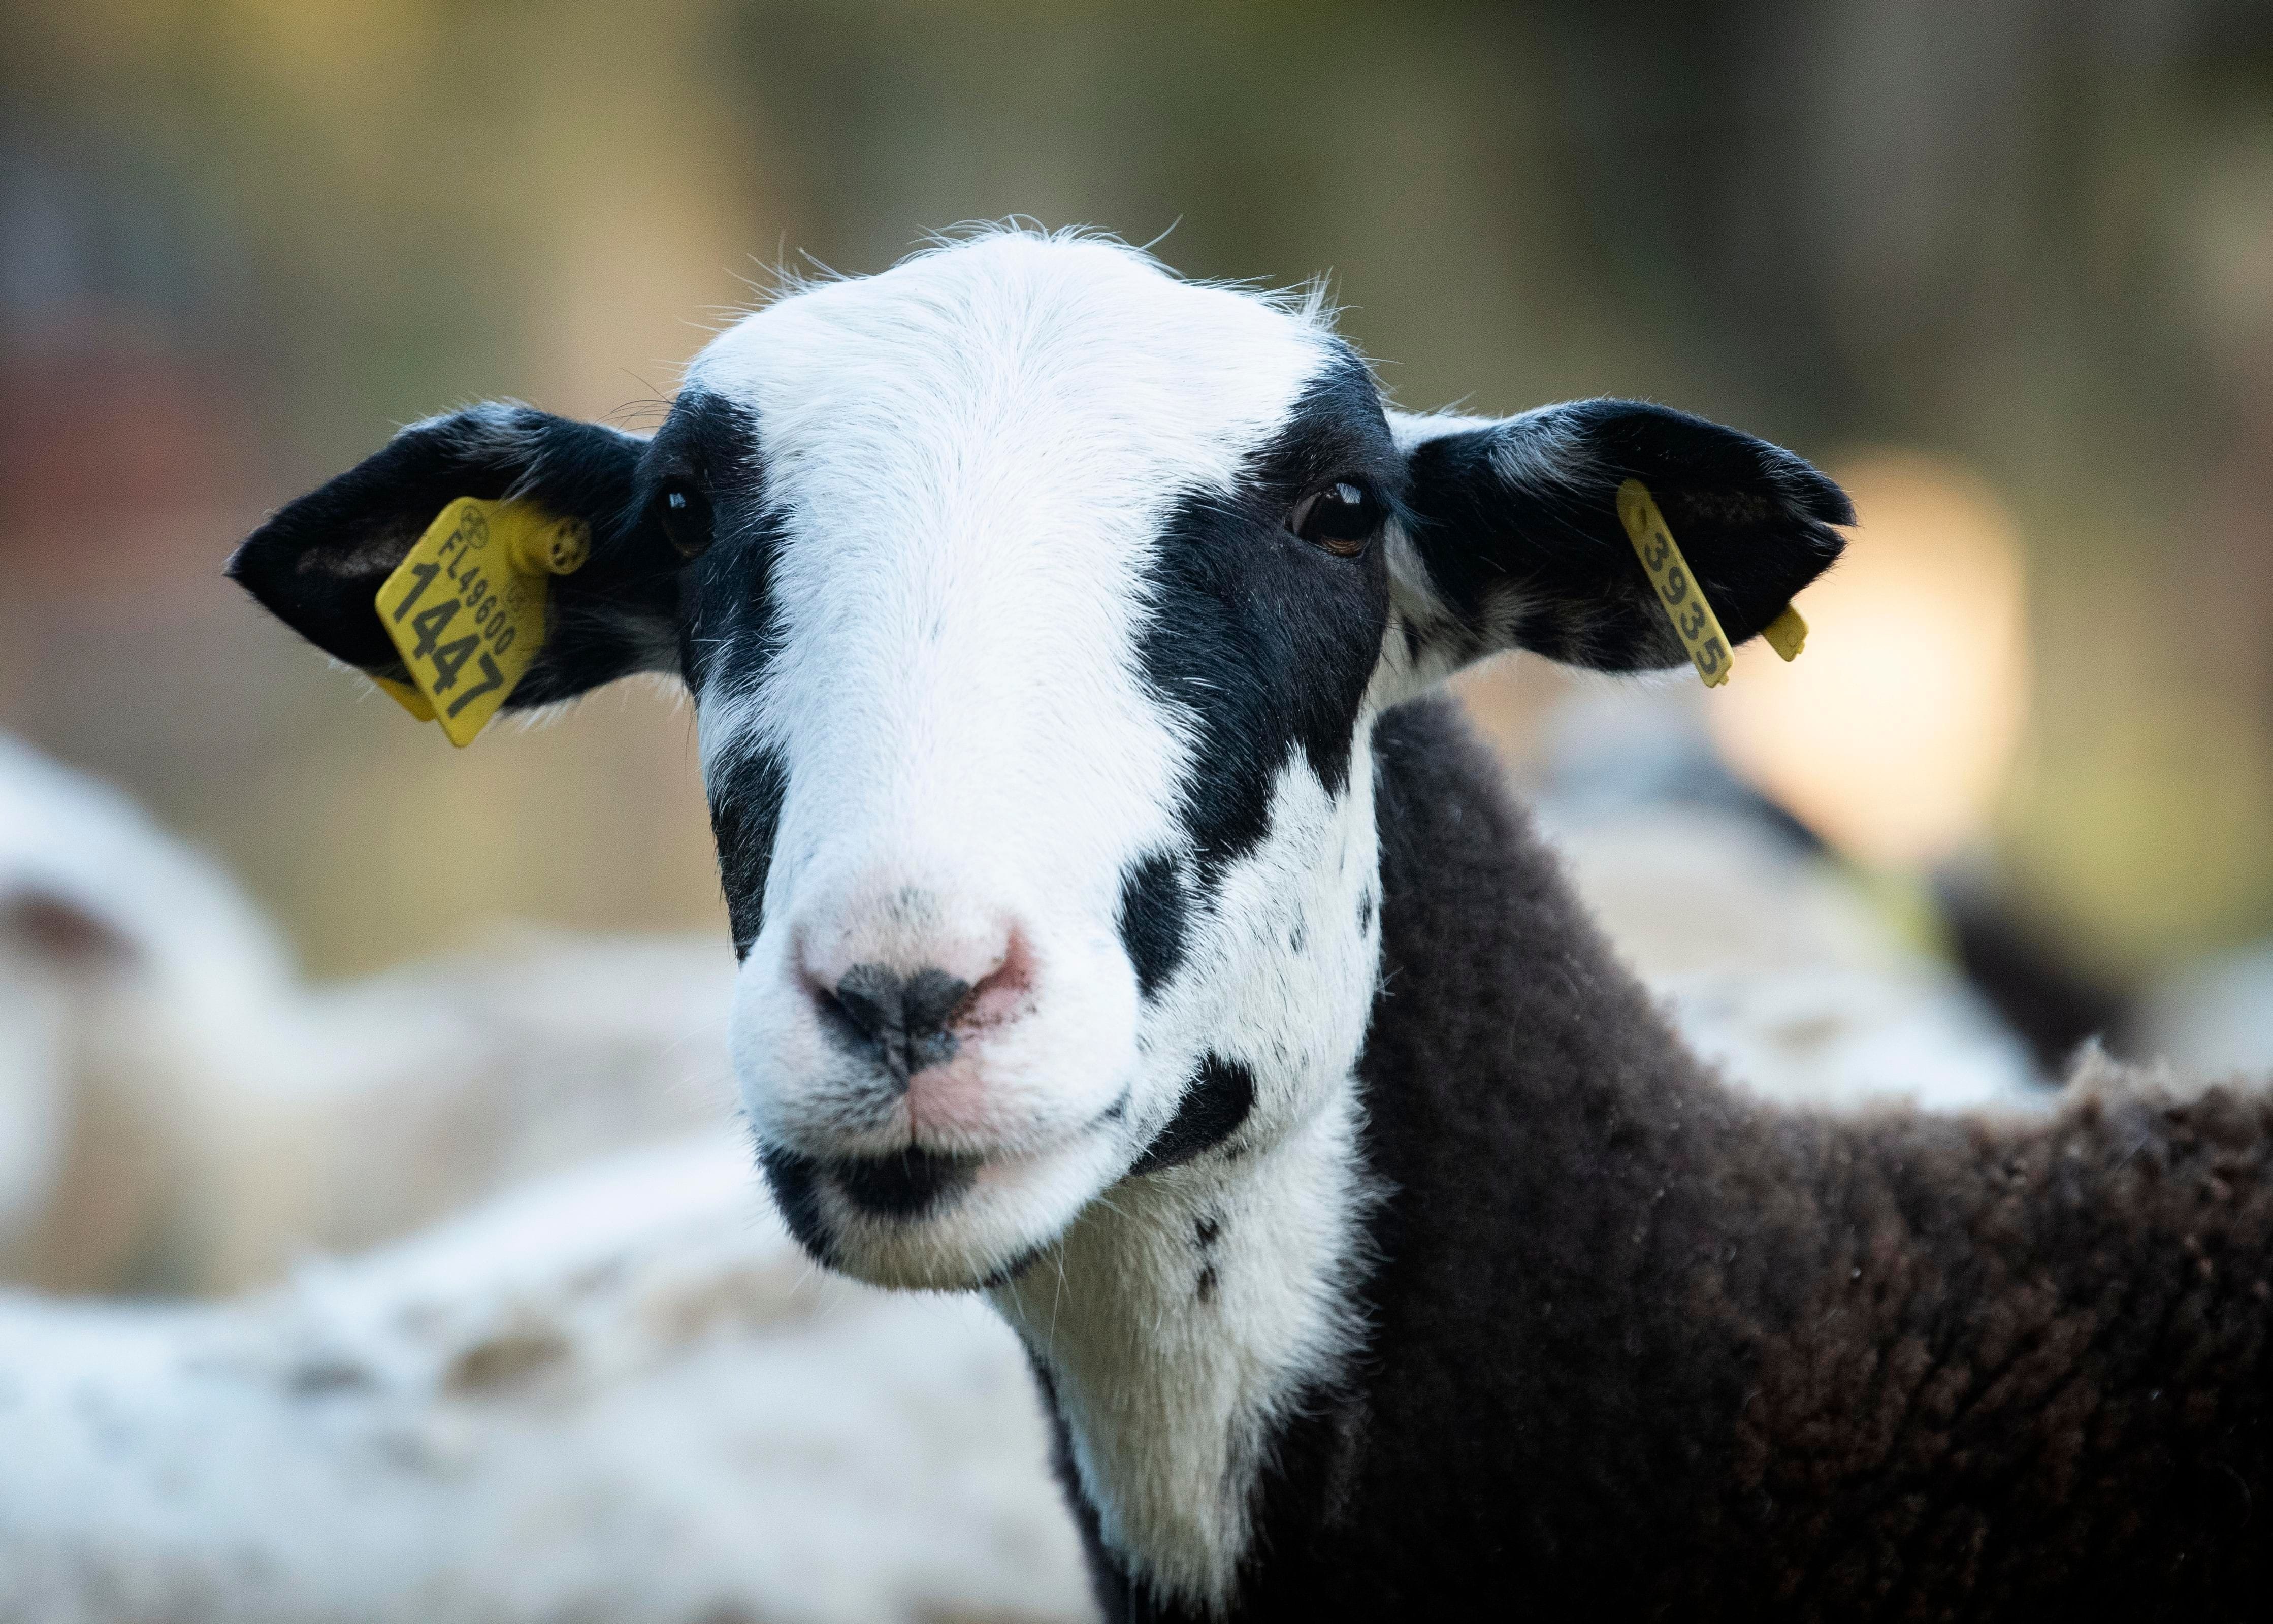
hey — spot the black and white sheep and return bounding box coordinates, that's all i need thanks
[230,229,2273,1621]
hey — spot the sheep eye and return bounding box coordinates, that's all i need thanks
[654,478,713,560]
[1288,480,1378,558]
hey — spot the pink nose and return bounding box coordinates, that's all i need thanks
[797,897,1036,1087]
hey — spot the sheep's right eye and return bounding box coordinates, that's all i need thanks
[1288,479,1380,558]
[654,479,713,560]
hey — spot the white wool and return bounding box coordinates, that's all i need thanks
[1537,806,2051,1116]
[0,1133,1090,1624]
[1,732,736,1294]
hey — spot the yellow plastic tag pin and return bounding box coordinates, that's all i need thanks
[372,498,589,748]
[372,675,436,720]
[1762,602,1808,662]
[1616,479,1733,688]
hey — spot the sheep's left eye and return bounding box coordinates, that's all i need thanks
[1288,481,1379,558]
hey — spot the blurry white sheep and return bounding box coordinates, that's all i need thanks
[1525,690,2055,1116]
[0,735,733,1294]
[0,1132,1090,1624]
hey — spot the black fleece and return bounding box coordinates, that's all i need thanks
[1063,697,2272,1622]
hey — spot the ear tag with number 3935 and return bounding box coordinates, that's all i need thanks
[1615,478,1807,689]
[372,498,590,747]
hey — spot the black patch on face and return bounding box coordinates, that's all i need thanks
[666,389,793,957]
[818,963,968,1085]
[1116,849,1191,999]
[1131,1053,1257,1175]
[1196,1263,1219,1304]
[708,746,786,960]
[1133,345,1399,904]
[756,1141,831,1262]
[757,1137,979,1264]
[829,1148,979,1218]
[642,387,761,529]
[1196,1214,1221,1248]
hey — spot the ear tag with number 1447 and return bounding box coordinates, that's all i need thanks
[372,498,589,747]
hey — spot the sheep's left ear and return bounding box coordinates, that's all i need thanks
[1386,398,1850,687]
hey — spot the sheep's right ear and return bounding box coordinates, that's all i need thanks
[1385,399,1849,691]
[225,405,682,708]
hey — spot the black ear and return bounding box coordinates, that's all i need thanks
[225,404,681,708]
[1390,398,1850,677]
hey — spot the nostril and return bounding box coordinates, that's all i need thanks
[817,962,974,1089]
[960,928,1037,1028]
[901,967,972,1045]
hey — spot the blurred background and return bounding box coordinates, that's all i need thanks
[5,6,2273,1617]
[5,0,2272,979]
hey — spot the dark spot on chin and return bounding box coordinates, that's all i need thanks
[1132,1054,1257,1175]
[831,1148,979,1218]
[757,1141,831,1262]
[1196,1264,1219,1304]
[1195,1215,1221,1249]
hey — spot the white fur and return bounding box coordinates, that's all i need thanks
[991,741,1384,1607]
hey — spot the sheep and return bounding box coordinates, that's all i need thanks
[1522,687,2053,1116]
[229,228,2273,1621]
[1,731,297,1289]
[0,732,733,1294]
[0,1132,1089,1623]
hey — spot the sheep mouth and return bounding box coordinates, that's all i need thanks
[757,1141,983,1253]
[753,1107,1134,1290]
[828,1147,982,1219]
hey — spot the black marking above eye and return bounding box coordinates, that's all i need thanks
[1288,479,1380,557]
[655,478,714,559]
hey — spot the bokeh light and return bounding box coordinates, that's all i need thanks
[1711,452,2031,869]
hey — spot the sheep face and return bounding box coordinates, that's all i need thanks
[672,238,1400,1288]
[228,229,1847,1291]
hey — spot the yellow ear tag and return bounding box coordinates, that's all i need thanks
[372,497,590,747]
[1616,478,1734,688]
[1761,602,1808,662]
[371,675,435,720]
